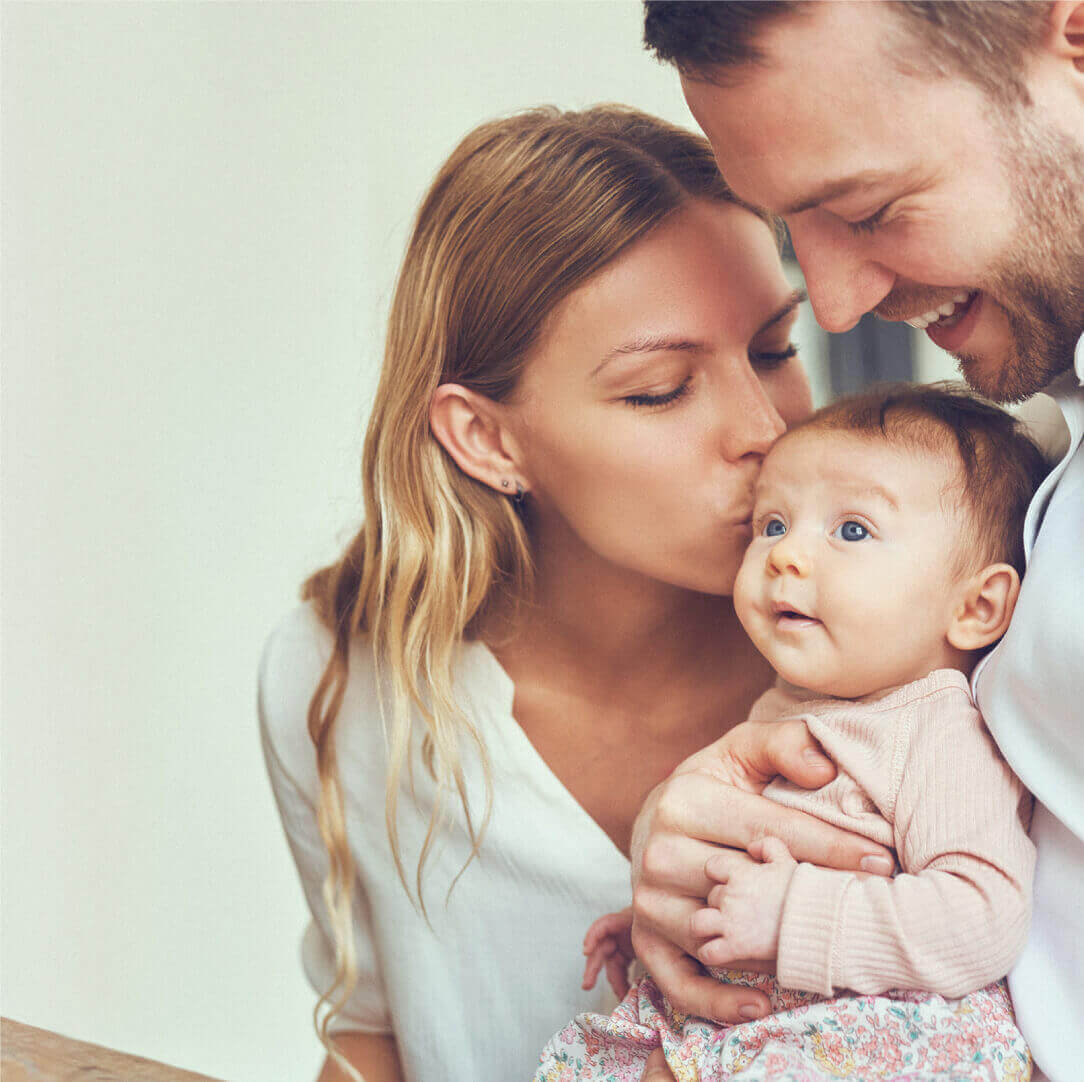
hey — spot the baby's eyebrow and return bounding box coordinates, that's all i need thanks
[851,484,900,511]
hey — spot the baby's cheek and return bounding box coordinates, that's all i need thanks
[733,547,761,630]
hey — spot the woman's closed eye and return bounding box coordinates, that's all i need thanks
[749,343,797,370]
[622,375,692,409]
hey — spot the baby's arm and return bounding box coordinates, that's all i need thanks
[728,701,1036,998]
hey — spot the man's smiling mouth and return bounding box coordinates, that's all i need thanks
[904,290,978,330]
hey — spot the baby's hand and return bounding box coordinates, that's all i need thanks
[582,906,636,998]
[692,837,797,968]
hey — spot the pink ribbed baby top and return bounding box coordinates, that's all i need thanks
[754,668,1035,999]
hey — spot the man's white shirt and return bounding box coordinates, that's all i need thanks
[972,335,1084,1082]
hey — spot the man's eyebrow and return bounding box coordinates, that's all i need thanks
[776,170,913,216]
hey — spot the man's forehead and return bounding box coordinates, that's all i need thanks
[680,5,942,210]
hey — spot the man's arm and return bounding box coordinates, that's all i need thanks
[630,716,895,1022]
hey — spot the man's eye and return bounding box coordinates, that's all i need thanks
[763,518,787,538]
[622,376,692,408]
[833,520,870,542]
[750,344,797,370]
[845,203,892,236]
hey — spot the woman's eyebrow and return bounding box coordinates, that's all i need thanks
[590,336,702,379]
[753,289,807,337]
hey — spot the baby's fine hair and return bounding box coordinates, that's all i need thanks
[793,383,1049,576]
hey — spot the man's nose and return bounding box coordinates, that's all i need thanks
[767,533,811,578]
[787,212,896,334]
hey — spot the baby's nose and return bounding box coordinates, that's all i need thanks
[767,535,811,578]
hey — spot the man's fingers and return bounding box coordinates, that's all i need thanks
[758,836,795,864]
[632,891,707,958]
[645,769,893,876]
[637,938,770,1025]
[641,1047,676,1082]
[697,935,736,967]
[689,907,727,938]
[639,827,727,897]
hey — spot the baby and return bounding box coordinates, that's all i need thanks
[536,384,1048,1082]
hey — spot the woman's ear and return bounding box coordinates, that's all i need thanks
[946,563,1021,653]
[429,383,528,495]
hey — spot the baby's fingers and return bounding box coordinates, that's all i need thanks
[583,909,633,953]
[582,940,617,990]
[605,953,632,999]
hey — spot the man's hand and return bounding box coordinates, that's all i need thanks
[691,838,796,967]
[630,717,895,1023]
[582,907,636,999]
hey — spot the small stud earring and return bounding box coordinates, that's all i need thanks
[501,479,510,489]
[514,481,526,507]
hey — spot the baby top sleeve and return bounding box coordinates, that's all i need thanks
[258,607,392,1035]
[772,671,1035,998]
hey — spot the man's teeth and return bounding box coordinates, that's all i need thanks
[905,291,973,330]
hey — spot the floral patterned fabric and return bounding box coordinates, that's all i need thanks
[535,970,1031,1082]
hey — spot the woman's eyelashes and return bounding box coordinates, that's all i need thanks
[750,343,797,370]
[618,340,797,408]
[621,374,692,409]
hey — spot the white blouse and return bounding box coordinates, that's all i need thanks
[257,604,630,1082]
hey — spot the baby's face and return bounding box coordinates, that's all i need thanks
[734,428,970,699]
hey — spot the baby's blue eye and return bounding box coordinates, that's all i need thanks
[835,520,870,542]
[763,518,787,538]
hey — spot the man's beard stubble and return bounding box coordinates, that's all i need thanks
[961,110,1084,403]
[875,109,1083,404]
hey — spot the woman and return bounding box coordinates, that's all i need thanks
[258,105,893,1082]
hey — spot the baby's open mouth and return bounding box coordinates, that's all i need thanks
[770,601,821,629]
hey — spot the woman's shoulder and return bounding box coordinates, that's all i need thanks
[257,604,382,776]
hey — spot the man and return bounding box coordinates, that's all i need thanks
[632,4,1083,1080]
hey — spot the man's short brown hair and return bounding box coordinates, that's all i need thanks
[643,1,1053,104]
[788,383,1048,576]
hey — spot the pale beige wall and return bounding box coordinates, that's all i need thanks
[2,4,849,1079]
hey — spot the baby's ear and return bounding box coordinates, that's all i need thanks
[946,563,1021,652]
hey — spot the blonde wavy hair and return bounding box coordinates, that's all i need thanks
[299,104,764,1075]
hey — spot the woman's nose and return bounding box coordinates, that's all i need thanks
[720,366,787,462]
[767,534,811,578]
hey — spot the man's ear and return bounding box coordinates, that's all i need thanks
[946,563,1021,653]
[429,383,528,495]
[1047,2,1084,71]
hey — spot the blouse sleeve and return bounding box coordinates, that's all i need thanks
[258,607,393,1035]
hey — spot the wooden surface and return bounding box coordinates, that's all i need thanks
[1,1018,227,1082]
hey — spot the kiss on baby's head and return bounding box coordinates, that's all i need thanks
[735,384,1047,701]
